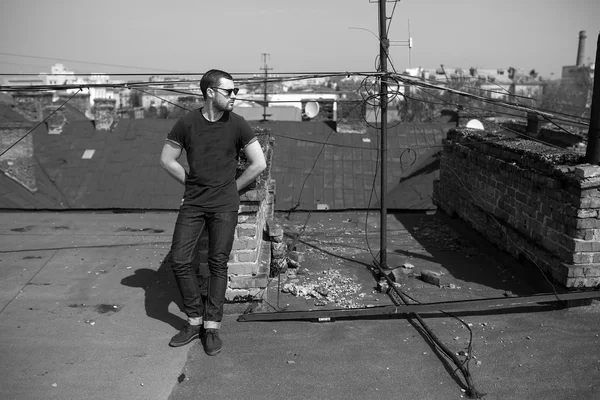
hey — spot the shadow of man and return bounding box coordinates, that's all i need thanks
[121,250,208,330]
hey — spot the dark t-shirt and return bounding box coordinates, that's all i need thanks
[166,108,255,211]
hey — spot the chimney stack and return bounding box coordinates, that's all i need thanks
[44,105,67,135]
[0,122,37,192]
[93,98,117,131]
[577,30,587,67]
[336,98,367,134]
[11,92,54,122]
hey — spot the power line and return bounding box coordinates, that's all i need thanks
[0,70,379,77]
[0,52,179,73]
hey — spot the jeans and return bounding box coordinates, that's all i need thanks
[170,206,238,329]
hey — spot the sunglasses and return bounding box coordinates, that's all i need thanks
[211,87,239,97]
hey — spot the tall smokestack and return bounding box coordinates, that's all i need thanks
[576,30,587,66]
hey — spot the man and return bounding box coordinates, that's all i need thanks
[160,69,266,356]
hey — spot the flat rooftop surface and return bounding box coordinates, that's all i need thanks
[1,210,599,400]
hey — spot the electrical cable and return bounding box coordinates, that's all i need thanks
[379,38,488,398]
[0,51,180,72]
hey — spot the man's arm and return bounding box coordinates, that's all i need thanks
[236,140,266,191]
[160,141,186,185]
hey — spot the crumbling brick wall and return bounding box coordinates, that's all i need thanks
[336,99,367,134]
[0,122,36,191]
[433,128,600,288]
[195,128,275,302]
[11,92,53,122]
[93,98,117,131]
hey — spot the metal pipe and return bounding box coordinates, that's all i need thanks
[378,0,389,269]
[237,290,599,322]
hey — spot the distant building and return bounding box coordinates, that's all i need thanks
[3,77,45,87]
[560,31,595,108]
[42,63,76,86]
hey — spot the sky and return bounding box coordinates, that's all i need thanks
[0,0,599,80]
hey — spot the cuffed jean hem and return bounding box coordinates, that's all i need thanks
[204,321,221,329]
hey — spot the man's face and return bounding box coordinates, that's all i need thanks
[211,78,236,112]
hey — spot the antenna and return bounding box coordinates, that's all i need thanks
[466,119,485,130]
[389,18,413,69]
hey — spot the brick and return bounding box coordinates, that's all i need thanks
[238,214,257,224]
[287,250,304,264]
[237,224,257,238]
[565,276,600,288]
[577,209,598,218]
[567,228,596,240]
[571,252,595,264]
[229,274,268,289]
[237,250,257,262]
[570,218,600,229]
[225,289,250,301]
[239,189,266,202]
[228,262,257,275]
[562,237,594,252]
[421,270,444,287]
[238,204,260,213]
[232,238,257,250]
[563,263,600,278]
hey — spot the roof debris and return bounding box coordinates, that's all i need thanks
[281,268,365,308]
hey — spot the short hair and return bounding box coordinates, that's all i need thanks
[200,69,233,99]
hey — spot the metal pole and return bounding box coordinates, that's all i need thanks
[408,18,412,69]
[261,53,272,122]
[585,32,600,164]
[378,0,389,269]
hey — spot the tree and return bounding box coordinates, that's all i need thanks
[540,67,592,119]
[529,69,538,79]
[130,90,143,108]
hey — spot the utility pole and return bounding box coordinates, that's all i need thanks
[408,19,412,69]
[585,32,600,164]
[261,53,272,122]
[378,0,389,269]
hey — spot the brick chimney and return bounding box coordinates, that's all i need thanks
[11,92,54,122]
[336,98,367,134]
[576,30,587,67]
[93,98,117,131]
[0,122,37,192]
[44,105,67,135]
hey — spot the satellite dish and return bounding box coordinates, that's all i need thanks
[304,101,320,119]
[466,119,484,130]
